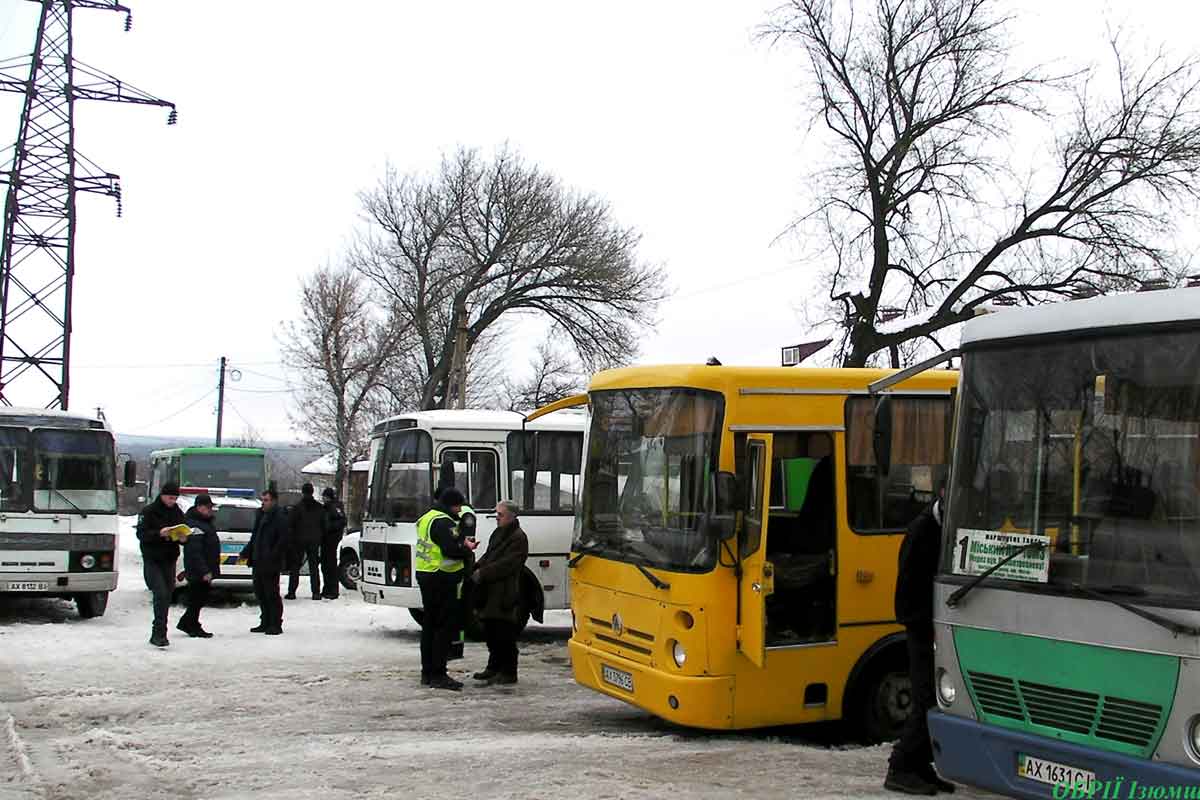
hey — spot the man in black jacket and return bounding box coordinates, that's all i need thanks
[286,483,325,600]
[415,487,477,690]
[241,489,289,635]
[885,494,955,795]
[178,493,221,638]
[319,487,347,599]
[136,482,186,647]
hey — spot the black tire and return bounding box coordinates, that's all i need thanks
[339,550,360,591]
[75,591,109,619]
[852,659,912,744]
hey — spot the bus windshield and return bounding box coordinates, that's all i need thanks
[578,388,724,573]
[33,429,117,513]
[181,453,265,493]
[944,328,1200,607]
[368,429,433,523]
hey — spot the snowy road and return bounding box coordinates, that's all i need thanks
[1,520,1004,800]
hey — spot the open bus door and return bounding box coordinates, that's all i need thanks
[738,433,775,668]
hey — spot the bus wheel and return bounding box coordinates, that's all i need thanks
[75,591,109,619]
[339,550,360,591]
[854,661,912,744]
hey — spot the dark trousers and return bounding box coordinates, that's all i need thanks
[483,618,520,676]
[889,622,936,772]
[142,557,176,636]
[287,543,321,597]
[416,570,461,679]
[179,579,210,630]
[253,569,283,630]
[319,534,340,598]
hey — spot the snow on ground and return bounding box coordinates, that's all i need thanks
[0,518,1004,800]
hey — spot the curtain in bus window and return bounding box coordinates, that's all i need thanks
[846,396,949,532]
[32,430,116,513]
[0,427,29,511]
[469,451,497,509]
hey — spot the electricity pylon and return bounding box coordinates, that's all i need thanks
[0,1,175,409]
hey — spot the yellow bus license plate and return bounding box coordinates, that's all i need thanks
[601,664,634,692]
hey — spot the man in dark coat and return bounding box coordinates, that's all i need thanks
[469,499,528,685]
[178,493,221,638]
[240,489,289,635]
[286,483,325,600]
[319,487,347,599]
[136,481,186,647]
[885,494,955,795]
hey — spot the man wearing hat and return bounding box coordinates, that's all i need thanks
[179,493,221,638]
[319,487,347,600]
[414,486,477,690]
[286,482,326,600]
[135,481,187,647]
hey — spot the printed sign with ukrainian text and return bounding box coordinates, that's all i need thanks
[951,529,1050,583]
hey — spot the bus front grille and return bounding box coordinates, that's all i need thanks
[966,671,1165,749]
[587,617,656,664]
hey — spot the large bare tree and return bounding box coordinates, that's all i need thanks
[764,0,1200,366]
[352,146,666,409]
[281,264,408,491]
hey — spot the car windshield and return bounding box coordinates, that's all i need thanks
[943,328,1200,608]
[577,388,724,573]
[32,429,117,513]
[214,505,257,533]
[181,453,265,493]
[368,429,432,523]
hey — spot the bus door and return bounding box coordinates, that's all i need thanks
[738,433,775,668]
[436,446,500,546]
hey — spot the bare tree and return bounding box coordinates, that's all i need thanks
[494,339,585,413]
[763,0,1200,366]
[352,146,666,409]
[280,264,408,491]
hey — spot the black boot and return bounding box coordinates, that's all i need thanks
[150,633,169,647]
[884,767,938,795]
[918,766,955,793]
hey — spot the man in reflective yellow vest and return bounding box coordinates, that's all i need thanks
[415,487,477,690]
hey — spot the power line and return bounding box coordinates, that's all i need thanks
[229,386,293,395]
[123,388,217,434]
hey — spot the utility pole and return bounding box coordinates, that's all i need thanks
[448,297,468,409]
[0,1,175,409]
[215,356,226,446]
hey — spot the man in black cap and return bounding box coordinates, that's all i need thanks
[286,482,326,600]
[414,486,477,690]
[319,487,347,599]
[136,482,186,647]
[178,493,221,638]
[241,488,289,635]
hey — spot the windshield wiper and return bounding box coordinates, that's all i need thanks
[568,544,605,568]
[1071,583,1200,637]
[48,487,87,518]
[633,563,670,591]
[946,541,1046,608]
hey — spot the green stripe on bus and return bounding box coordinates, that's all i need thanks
[953,626,1178,759]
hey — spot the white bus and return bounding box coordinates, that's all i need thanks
[358,408,586,631]
[0,408,130,618]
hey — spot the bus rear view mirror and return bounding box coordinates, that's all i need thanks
[123,459,137,488]
[873,396,893,477]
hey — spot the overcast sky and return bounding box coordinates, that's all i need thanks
[0,0,1192,442]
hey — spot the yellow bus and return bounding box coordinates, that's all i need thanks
[543,363,957,737]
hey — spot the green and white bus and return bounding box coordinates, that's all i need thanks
[927,287,1200,798]
[147,446,265,584]
[0,408,130,618]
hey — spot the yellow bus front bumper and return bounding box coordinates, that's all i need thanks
[569,638,735,730]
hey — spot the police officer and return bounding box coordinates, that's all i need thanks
[414,487,477,690]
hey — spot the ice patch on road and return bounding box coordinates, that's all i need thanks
[3,713,35,780]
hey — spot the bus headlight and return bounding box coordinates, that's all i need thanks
[671,640,687,668]
[80,554,96,570]
[1187,715,1200,763]
[937,668,957,706]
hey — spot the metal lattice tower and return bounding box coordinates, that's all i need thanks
[0,1,175,409]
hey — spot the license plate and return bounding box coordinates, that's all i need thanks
[1018,753,1097,791]
[601,663,634,692]
[4,581,49,591]
[362,589,378,604]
